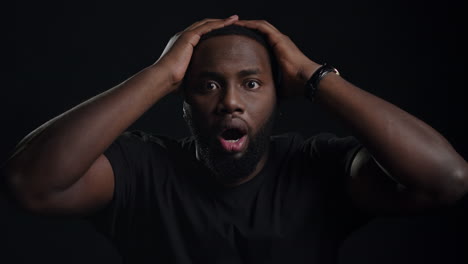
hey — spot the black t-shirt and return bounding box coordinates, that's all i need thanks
[89,130,372,264]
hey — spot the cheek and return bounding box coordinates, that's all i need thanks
[185,96,217,128]
[190,96,217,115]
[248,93,276,133]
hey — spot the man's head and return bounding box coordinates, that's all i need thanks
[182,25,278,185]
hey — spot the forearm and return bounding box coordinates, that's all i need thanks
[4,63,175,196]
[315,73,468,199]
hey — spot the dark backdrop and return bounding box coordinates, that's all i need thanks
[3,0,467,263]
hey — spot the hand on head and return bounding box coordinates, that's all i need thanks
[157,15,320,98]
[155,15,239,89]
[234,19,320,97]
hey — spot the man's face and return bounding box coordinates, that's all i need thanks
[183,35,277,184]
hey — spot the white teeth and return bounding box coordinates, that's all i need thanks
[226,139,240,142]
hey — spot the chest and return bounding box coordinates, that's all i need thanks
[140,175,338,263]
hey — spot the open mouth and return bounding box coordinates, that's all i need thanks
[218,128,248,153]
[220,128,246,142]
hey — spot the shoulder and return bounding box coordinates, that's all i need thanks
[110,130,190,154]
[272,132,361,175]
[271,132,305,152]
[302,132,361,158]
[103,130,192,173]
[271,132,360,156]
[117,130,177,147]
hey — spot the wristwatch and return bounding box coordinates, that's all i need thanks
[305,63,339,102]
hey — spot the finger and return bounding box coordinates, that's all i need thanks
[262,20,281,32]
[234,20,280,34]
[190,15,239,36]
[186,15,238,32]
[234,20,284,45]
[185,18,221,31]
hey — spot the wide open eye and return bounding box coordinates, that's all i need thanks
[245,80,260,89]
[204,81,219,91]
[195,81,219,93]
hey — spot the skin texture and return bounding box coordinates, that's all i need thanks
[3,16,468,217]
[3,16,241,214]
[235,19,468,214]
[183,35,277,186]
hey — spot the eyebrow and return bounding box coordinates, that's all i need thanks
[238,68,261,78]
[196,68,262,79]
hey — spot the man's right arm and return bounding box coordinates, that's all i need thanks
[3,64,175,215]
[2,16,239,216]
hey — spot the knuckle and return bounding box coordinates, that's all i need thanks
[182,31,196,39]
[277,33,287,40]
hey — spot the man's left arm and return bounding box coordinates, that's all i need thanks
[315,72,468,214]
[235,19,468,214]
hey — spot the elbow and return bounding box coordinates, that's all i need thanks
[3,166,50,214]
[437,164,468,205]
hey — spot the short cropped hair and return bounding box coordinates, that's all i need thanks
[193,25,281,91]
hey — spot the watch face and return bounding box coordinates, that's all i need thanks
[332,67,340,76]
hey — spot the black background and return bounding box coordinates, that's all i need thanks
[3,0,467,263]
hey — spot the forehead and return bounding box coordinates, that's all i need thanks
[189,35,271,75]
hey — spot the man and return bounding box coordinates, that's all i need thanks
[3,15,468,263]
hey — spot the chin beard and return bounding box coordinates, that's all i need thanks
[198,136,266,183]
[183,103,275,184]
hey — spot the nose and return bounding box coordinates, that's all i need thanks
[216,86,245,115]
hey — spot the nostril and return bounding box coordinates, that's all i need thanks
[217,89,244,114]
[217,102,243,114]
[218,106,243,115]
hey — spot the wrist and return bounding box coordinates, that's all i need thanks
[299,62,322,85]
[304,63,340,102]
[146,64,180,94]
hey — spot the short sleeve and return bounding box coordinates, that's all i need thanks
[86,130,172,240]
[303,132,362,177]
[302,133,372,238]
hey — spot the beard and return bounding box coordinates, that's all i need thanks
[183,103,276,184]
